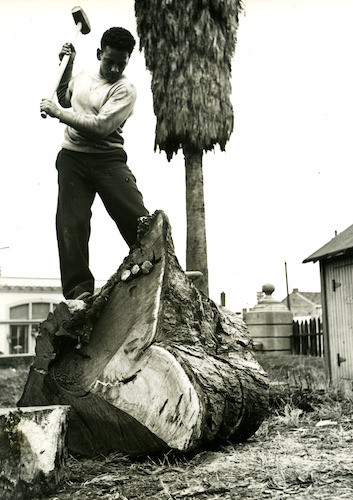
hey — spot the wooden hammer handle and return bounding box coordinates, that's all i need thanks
[41,22,82,119]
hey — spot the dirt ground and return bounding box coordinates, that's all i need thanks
[1,358,353,499]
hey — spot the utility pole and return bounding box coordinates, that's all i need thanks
[284,261,291,310]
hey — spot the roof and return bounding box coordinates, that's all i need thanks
[303,224,353,263]
[296,291,321,305]
[282,291,321,306]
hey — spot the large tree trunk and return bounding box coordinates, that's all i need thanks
[184,148,209,296]
[18,211,268,458]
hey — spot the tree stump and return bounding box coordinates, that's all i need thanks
[18,211,269,457]
[0,406,69,500]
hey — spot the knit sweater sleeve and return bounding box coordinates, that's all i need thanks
[58,82,136,138]
[57,82,72,108]
[56,63,74,108]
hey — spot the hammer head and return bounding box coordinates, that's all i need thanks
[72,6,91,34]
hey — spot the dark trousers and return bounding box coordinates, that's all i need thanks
[56,148,149,299]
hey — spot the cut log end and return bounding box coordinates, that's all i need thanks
[0,405,69,499]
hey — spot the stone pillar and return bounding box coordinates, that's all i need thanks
[243,284,293,354]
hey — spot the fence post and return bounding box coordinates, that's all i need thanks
[302,321,309,355]
[310,318,318,356]
[292,321,300,354]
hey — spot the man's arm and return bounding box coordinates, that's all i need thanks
[57,80,72,108]
[41,84,137,138]
[56,43,75,108]
[59,86,136,137]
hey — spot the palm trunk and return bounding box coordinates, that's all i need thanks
[184,148,209,296]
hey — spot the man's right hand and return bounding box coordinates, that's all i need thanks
[59,43,76,64]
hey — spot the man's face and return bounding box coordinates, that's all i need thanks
[97,46,130,83]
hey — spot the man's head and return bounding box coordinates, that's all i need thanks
[97,27,136,83]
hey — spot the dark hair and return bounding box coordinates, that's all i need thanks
[101,27,136,56]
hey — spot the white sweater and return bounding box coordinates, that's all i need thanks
[57,70,137,153]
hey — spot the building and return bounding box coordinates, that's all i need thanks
[0,276,105,356]
[281,288,322,320]
[0,276,63,355]
[304,224,353,385]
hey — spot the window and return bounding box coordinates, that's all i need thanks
[8,302,57,355]
[10,304,29,320]
[10,325,29,354]
[32,303,50,319]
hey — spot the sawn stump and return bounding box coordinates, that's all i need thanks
[18,211,269,457]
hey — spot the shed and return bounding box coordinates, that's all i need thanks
[304,224,353,386]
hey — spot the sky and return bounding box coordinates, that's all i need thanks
[1,0,353,312]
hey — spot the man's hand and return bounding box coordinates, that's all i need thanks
[40,99,61,119]
[59,43,76,65]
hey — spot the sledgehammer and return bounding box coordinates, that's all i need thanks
[41,6,91,118]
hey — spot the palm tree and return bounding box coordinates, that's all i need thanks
[135,0,243,295]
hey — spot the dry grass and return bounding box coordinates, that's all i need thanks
[45,409,353,499]
[0,365,30,407]
[2,354,353,499]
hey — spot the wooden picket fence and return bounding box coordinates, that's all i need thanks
[292,318,324,357]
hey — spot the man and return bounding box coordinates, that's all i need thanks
[40,27,149,300]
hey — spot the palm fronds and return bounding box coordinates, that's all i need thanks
[135,0,243,160]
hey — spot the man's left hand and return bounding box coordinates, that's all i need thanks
[40,99,61,119]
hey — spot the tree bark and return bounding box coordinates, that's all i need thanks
[184,148,209,296]
[18,211,268,458]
